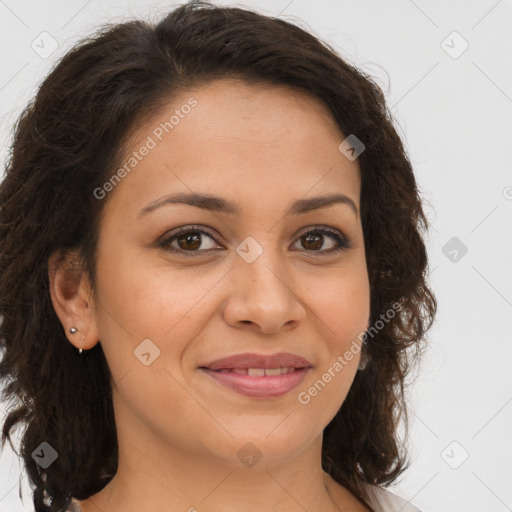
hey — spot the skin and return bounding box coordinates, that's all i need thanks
[49,78,371,512]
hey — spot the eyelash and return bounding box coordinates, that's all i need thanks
[158,224,352,257]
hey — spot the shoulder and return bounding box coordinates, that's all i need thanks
[323,471,422,512]
[362,483,423,512]
[67,483,421,512]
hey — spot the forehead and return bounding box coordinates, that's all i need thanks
[102,78,361,219]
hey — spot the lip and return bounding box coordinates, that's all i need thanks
[202,352,313,371]
[199,352,313,398]
[201,367,311,398]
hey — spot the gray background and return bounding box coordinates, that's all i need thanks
[1,1,511,511]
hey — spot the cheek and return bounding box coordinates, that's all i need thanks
[93,252,221,363]
[309,266,370,345]
[292,267,369,417]
[96,250,171,331]
[92,256,219,440]
[308,275,368,376]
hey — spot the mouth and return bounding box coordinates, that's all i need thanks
[213,366,302,376]
[199,352,312,398]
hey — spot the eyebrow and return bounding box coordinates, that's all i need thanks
[137,192,359,218]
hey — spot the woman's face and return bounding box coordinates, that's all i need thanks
[87,79,370,466]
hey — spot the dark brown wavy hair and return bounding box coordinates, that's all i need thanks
[0,1,436,510]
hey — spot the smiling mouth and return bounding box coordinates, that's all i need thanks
[199,366,311,398]
[212,367,301,376]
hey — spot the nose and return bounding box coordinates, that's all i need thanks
[222,247,307,334]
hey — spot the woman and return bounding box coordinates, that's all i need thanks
[0,1,436,511]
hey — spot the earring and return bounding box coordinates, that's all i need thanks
[69,327,82,354]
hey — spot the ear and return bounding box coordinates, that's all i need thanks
[48,249,99,352]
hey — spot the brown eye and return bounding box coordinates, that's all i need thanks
[293,228,350,254]
[175,232,202,251]
[301,232,323,250]
[158,225,351,257]
[159,226,220,255]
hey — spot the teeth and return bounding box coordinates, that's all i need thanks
[247,368,265,377]
[217,367,298,376]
